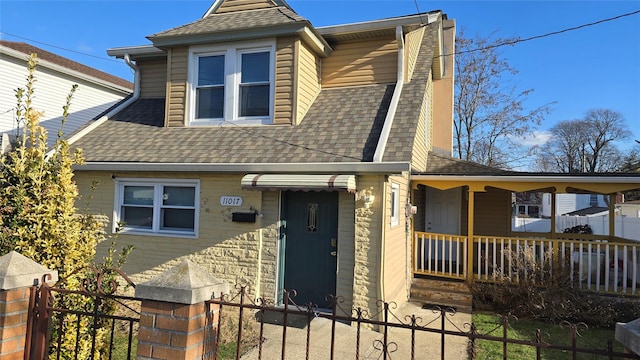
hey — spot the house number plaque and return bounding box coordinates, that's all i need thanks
[220,196,243,206]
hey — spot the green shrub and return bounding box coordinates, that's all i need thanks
[0,53,133,359]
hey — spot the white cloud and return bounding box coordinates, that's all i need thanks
[516,130,553,147]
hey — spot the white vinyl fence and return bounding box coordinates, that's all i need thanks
[512,216,640,241]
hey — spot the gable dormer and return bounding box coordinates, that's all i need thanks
[145,0,330,128]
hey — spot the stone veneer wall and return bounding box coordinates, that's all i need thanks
[352,175,384,316]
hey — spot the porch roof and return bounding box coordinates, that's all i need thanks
[411,173,640,194]
[413,153,640,194]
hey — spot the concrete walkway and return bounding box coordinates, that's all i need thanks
[241,302,471,360]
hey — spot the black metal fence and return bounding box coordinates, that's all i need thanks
[210,286,640,360]
[26,267,140,360]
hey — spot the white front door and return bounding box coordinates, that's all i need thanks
[425,187,461,235]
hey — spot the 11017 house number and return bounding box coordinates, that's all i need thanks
[220,196,243,206]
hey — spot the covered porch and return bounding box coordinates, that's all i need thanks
[410,173,640,296]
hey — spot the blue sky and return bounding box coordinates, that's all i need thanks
[1,0,639,159]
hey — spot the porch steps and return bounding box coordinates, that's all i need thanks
[410,277,473,313]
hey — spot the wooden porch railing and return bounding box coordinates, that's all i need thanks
[413,232,640,296]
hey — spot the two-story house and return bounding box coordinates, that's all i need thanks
[69,0,455,314]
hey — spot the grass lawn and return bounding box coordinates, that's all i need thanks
[472,313,625,359]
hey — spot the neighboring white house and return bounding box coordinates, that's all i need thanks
[619,200,640,218]
[541,193,609,217]
[0,41,132,149]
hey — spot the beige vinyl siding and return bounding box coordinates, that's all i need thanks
[410,80,432,172]
[166,47,189,127]
[404,26,425,82]
[138,59,167,99]
[274,37,296,125]
[214,0,275,13]
[296,41,321,124]
[337,191,356,312]
[322,36,398,88]
[74,171,278,296]
[256,191,280,300]
[474,188,511,236]
[383,174,410,304]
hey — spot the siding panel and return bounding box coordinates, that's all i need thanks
[404,27,425,82]
[215,0,275,13]
[166,47,189,127]
[474,188,511,236]
[0,55,128,148]
[296,41,320,123]
[138,59,167,99]
[274,37,295,125]
[322,36,398,88]
[384,174,410,304]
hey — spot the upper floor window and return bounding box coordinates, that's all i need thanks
[189,40,275,126]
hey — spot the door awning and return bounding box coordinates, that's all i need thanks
[241,174,357,193]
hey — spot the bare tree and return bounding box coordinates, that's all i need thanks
[537,109,630,173]
[454,31,552,169]
[583,109,630,172]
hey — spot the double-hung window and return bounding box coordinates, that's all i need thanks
[190,40,275,125]
[115,179,199,236]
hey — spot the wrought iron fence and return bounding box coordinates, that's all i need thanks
[210,285,639,360]
[26,267,140,360]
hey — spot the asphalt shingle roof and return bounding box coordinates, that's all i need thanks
[148,7,307,41]
[73,85,393,163]
[423,152,516,175]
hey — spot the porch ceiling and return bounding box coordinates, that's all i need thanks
[411,175,640,194]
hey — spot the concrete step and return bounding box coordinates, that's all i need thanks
[410,277,473,313]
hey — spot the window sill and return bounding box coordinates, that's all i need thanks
[117,228,198,239]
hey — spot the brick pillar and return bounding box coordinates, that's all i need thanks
[0,251,58,360]
[135,259,228,360]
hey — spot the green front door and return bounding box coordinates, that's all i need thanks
[281,191,338,308]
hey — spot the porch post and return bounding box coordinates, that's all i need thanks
[609,194,616,241]
[466,188,475,282]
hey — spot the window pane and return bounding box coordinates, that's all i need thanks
[197,87,224,119]
[240,84,269,116]
[161,208,195,231]
[123,186,154,205]
[163,186,195,206]
[241,52,269,83]
[122,206,153,229]
[198,55,224,85]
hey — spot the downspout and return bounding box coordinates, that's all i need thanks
[378,176,387,307]
[373,25,405,163]
[65,54,140,148]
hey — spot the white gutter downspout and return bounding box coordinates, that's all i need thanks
[64,54,140,149]
[373,25,405,163]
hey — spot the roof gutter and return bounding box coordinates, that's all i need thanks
[74,161,411,174]
[64,54,140,149]
[373,25,404,162]
[411,174,640,184]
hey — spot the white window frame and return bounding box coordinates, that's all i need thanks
[188,40,275,126]
[391,183,400,226]
[113,178,200,237]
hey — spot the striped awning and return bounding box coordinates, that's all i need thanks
[241,174,357,193]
